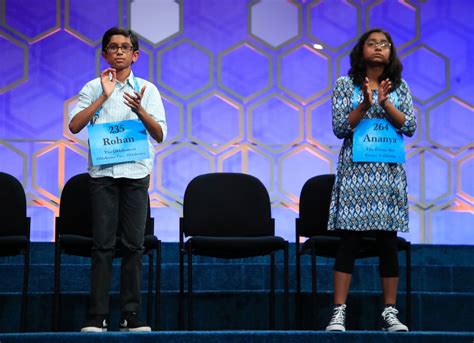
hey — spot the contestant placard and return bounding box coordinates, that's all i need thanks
[88,119,150,166]
[353,119,405,163]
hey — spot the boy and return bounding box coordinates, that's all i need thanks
[69,27,167,332]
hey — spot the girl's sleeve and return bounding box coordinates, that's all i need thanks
[397,79,417,137]
[332,77,353,139]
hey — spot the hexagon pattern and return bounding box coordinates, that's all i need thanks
[248,94,303,152]
[188,92,243,152]
[367,0,419,48]
[218,42,272,101]
[0,0,472,243]
[401,45,449,104]
[0,33,27,93]
[457,153,474,202]
[130,0,181,45]
[249,0,300,48]
[157,39,213,99]
[3,0,59,42]
[218,144,274,193]
[307,0,359,51]
[279,145,332,202]
[427,97,473,154]
[307,96,340,151]
[65,0,120,44]
[278,44,331,103]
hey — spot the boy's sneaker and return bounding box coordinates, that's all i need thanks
[119,312,151,332]
[325,304,346,331]
[381,305,409,332]
[81,315,108,332]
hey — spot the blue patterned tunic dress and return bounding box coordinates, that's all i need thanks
[328,76,417,232]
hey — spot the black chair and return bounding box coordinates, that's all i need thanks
[0,172,31,332]
[295,174,411,329]
[53,173,161,331]
[179,172,289,330]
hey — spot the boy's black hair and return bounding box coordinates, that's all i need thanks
[101,27,139,52]
[348,28,402,91]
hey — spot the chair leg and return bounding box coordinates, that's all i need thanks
[311,245,318,328]
[155,242,161,331]
[296,249,301,330]
[187,250,193,331]
[406,243,411,329]
[284,245,289,330]
[147,252,153,327]
[20,243,30,332]
[53,242,61,331]
[179,249,184,330]
[270,253,275,330]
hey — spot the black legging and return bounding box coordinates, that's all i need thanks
[334,230,399,277]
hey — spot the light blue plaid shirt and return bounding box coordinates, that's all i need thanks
[69,71,167,179]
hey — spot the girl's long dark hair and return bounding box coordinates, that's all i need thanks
[348,29,402,91]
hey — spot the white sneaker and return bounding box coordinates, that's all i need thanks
[381,306,409,332]
[326,304,346,331]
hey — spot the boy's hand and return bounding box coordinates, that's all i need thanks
[100,68,116,99]
[124,85,146,115]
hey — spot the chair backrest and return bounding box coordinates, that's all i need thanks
[57,173,92,237]
[297,174,336,238]
[182,173,274,237]
[0,172,29,236]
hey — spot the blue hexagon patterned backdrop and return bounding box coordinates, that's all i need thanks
[0,0,472,244]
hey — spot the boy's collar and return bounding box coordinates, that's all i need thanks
[125,70,135,87]
[114,70,134,88]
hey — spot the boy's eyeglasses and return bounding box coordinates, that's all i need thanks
[365,40,391,49]
[105,44,134,53]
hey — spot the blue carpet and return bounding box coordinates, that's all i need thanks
[1,331,473,343]
[1,243,474,334]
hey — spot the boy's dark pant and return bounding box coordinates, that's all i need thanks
[88,175,149,315]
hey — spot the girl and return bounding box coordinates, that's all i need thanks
[326,28,416,332]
